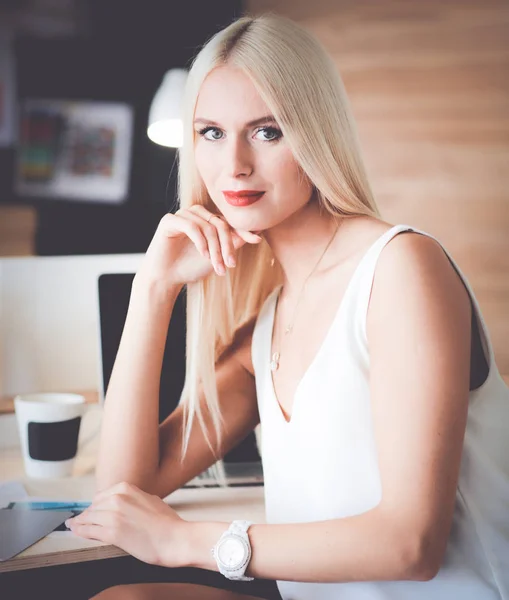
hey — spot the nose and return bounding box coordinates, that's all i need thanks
[225,135,254,178]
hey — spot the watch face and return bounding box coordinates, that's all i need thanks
[217,536,246,569]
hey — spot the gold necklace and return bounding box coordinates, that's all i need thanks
[270,222,341,372]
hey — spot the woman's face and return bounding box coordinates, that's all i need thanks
[193,65,313,233]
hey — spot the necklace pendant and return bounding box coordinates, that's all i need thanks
[270,352,280,372]
[284,325,292,335]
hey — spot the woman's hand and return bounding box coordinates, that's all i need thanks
[65,482,190,567]
[136,205,262,290]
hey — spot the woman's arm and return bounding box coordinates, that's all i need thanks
[96,274,260,497]
[95,207,262,496]
[152,318,260,498]
[95,276,183,492]
[178,233,473,583]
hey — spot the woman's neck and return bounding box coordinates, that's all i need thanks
[262,201,344,295]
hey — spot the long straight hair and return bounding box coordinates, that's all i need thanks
[176,14,380,486]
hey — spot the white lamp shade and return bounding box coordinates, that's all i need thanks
[147,68,188,148]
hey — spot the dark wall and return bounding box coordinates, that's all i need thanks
[2,0,243,255]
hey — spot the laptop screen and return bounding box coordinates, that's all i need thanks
[96,273,260,463]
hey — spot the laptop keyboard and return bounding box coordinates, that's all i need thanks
[183,461,264,488]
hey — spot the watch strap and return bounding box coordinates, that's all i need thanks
[229,520,253,535]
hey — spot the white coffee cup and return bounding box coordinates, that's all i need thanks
[14,393,89,479]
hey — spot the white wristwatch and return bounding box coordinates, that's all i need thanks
[211,520,254,581]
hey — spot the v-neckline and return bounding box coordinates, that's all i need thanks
[266,225,400,425]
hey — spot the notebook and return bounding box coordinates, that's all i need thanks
[96,273,263,488]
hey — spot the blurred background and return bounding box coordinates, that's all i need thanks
[0,0,508,373]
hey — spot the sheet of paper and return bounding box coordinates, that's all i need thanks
[0,481,28,508]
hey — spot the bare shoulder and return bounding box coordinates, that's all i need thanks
[375,229,466,293]
[367,228,472,334]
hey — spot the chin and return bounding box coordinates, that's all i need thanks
[218,209,271,233]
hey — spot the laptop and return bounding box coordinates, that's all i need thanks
[97,273,263,488]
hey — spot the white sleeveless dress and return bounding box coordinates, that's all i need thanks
[251,224,509,600]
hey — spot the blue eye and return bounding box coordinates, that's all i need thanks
[255,126,282,142]
[196,125,282,142]
[198,127,224,141]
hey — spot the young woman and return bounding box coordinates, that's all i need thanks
[68,14,509,600]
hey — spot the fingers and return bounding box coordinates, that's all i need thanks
[67,492,128,530]
[67,507,119,545]
[160,206,263,277]
[188,205,263,245]
[70,508,108,526]
[184,206,263,276]
[232,229,264,245]
[158,213,209,259]
[183,209,227,275]
[66,504,107,530]
[68,523,107,541]
[210,215,236,269]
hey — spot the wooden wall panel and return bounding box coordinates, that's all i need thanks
[247,0,509,375]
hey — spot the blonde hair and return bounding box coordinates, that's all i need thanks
[176,14,380,485]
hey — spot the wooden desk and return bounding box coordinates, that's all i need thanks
[4,377,508,575]
[0,405,266,573]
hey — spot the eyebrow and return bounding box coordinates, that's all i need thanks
[193,115,278,128]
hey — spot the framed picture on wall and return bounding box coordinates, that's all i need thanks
[14,100,134,204]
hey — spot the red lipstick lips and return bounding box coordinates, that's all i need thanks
[223,190,265,207]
